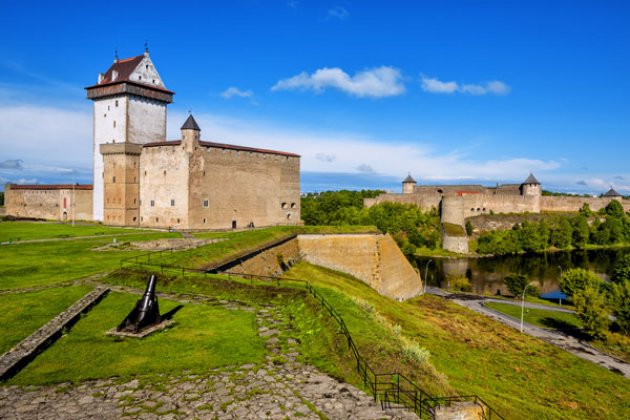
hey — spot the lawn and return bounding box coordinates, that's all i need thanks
[484,302,581,330]
[8,291,265,385]
[0,285,93,354]
[485,301,630,363]
[0,221,157,242]
[0,232,180,290]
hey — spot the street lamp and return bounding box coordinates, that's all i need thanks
[520,283,532,333]
[558,265,563,306]
[424,259,433,290]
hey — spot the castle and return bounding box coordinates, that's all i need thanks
[5,51,301,229]
[366,174,629,252]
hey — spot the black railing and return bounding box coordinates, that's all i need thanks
[118,260,504,419]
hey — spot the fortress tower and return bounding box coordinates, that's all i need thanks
[520,173,541,197]
[402,174,417,194]
[85,50,174,222]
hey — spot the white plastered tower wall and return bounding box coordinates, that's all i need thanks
[87,52,172,221]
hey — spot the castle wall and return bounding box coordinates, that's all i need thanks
[297,234,423,300]
[364,193,442,210]
[4,185,93,221]
[139,143,190,229]
[460,193,539,218]
[540,196,629,213]
[187,146,300,230]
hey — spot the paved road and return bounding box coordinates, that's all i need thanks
[426,287,630,378]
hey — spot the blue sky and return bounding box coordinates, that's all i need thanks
[0,0,628,194]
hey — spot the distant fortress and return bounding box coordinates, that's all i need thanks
[365,174,629,253]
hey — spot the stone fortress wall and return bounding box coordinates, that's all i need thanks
[367,174,629,253]
[4,185,93,222]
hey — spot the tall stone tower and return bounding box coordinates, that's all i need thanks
[402,174,417,194]
[85,50,174,222]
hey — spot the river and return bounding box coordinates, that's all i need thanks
[414,248,630,297]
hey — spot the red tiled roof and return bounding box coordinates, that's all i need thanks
[8,184,93,190]
[85,54,174,94]
[142,139,300,158]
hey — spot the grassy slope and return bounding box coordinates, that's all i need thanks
[0,286,93,354]
[285,262,630,420]
[8,291,265,385]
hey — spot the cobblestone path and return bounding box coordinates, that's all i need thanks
[0,300,417,419]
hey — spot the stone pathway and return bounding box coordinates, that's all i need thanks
[0,298,417,419]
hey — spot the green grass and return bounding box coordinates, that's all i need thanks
[285,262,629,420]
[8,291,265,385]
[0,221,158,242]
[0,285,92,354]
[485,301,630,363]
[0,232,180,290]
[442,222,466,237]
[485,302,581,330]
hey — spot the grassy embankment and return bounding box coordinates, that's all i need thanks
[0,222,156,243]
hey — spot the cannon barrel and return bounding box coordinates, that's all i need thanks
[117,274,161,333]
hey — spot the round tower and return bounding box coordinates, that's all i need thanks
[402,174,417,194]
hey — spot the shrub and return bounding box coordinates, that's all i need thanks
[448,275,472,292]
[402,340,431,364]
[609,281,630,335]
[560,268,602,299]
[612,255,630,284]
[574,285,610,339]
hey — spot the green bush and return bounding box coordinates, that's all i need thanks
[504,273,539,297]
[448,275,472,292]
[574,285,610,339]
[560,268,602,299]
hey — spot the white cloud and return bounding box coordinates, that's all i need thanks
[166,111,562,185]
[327,6,349,20]
[421,77,458,94]
[272,66,405,98]
[421,75,510,96]
[221,87,254,99]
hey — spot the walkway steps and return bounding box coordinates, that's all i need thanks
[0,287,109,381]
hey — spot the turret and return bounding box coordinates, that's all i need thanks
[402,174,417,194]
[520,173,541,197]
[181,114,201,151]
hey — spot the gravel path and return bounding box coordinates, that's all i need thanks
[0,297,416,419]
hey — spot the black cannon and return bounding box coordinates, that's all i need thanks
[117,274,161,333]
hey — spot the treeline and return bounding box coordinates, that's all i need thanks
[301,190,441,252]
[476,201,630,255]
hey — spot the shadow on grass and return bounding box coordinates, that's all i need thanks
[540,317,590,341]
[162,305,184,321]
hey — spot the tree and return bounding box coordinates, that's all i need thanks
[560,268,601,299]
[579,202,592,217]
[603,199,625,218]
[550,217,572,249]
[609,281,630,335]
[465,221,473,236]
[612,254,630,284]
[571,215,590,249]
[573,285,609,339]
[504,273,539,297]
